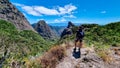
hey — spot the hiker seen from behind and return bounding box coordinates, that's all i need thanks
[74,26,85,51]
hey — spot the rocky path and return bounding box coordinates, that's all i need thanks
[56,43,120,68]
[56,47,81,68]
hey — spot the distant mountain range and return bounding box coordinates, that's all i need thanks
[32,21,77,37]
[50,25,66,36]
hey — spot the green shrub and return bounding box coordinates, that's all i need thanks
[0,19,55,67]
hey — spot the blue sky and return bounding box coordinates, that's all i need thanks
[10,0,120,25]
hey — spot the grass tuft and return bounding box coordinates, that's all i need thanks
[39,46,66,68]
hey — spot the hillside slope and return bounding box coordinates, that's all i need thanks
[54,21,120,68]
[60,22,120,46]
[0,0,34,31]
[50,26,65,36]
[0,19,54,68]
[14,21,120,68]
[82,22,120,45]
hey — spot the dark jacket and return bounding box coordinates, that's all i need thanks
[76,29,84,39]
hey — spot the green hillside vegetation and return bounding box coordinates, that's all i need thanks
[1,19,120,67]
[0,19,54,67]
[82,22,120,46]
[60,22,120,46]
[58,22,120,63]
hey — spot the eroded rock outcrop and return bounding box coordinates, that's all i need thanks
[0,0,34,31]
[61,21,74,38]
[34,20,57,40]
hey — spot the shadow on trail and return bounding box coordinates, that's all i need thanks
[72,48,81,59]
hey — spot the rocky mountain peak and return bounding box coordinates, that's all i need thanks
[37,20,46,26]
[67,21,75,28]
[0,0,34,31]
[35,20,57,40]
[61,21,75,38]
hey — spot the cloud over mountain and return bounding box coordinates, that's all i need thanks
[13,3,77,16]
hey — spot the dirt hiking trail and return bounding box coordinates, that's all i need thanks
[56,42,120,68]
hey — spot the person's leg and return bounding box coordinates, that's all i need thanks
[74,40,77,52]
[75,38,78,48]
[75,41,76,48]
[79,39,82,50]
[80,41,82,48]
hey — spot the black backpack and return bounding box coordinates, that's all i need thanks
[77,30,84,38]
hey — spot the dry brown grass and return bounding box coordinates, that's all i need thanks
[94,44,115,63]
[26,42,76,68]
[38,45,66,68]
[97,50,114,63]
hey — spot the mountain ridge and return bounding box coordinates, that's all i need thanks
[0,0,34,31]
[0,19,54,67]
[34,20,58,40]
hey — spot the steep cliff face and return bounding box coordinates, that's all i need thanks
[0,0,34,31]
[61,21,75,38]
[34,20,57,40]
[67,21,75,28]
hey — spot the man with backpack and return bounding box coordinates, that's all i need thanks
[74,26,84,50]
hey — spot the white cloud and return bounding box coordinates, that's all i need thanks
[54,18,67,23]
[63,15,76,18]
[34,6,59,15]
[22,6,42,16]
[101,11,106,14]
[61,18,67,22]
[54,19,60,22]
[58,4,77,15]
[13,3,77,16]
[13,3,24,6]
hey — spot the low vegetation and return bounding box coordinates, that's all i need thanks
[39,46,66,68]
[1,19,120,67]
[82,22,120,46]
[25,45,66,68]
[0,19,55,67]
[59,22,120,63]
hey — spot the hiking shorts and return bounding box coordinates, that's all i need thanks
[75,37,83,42]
